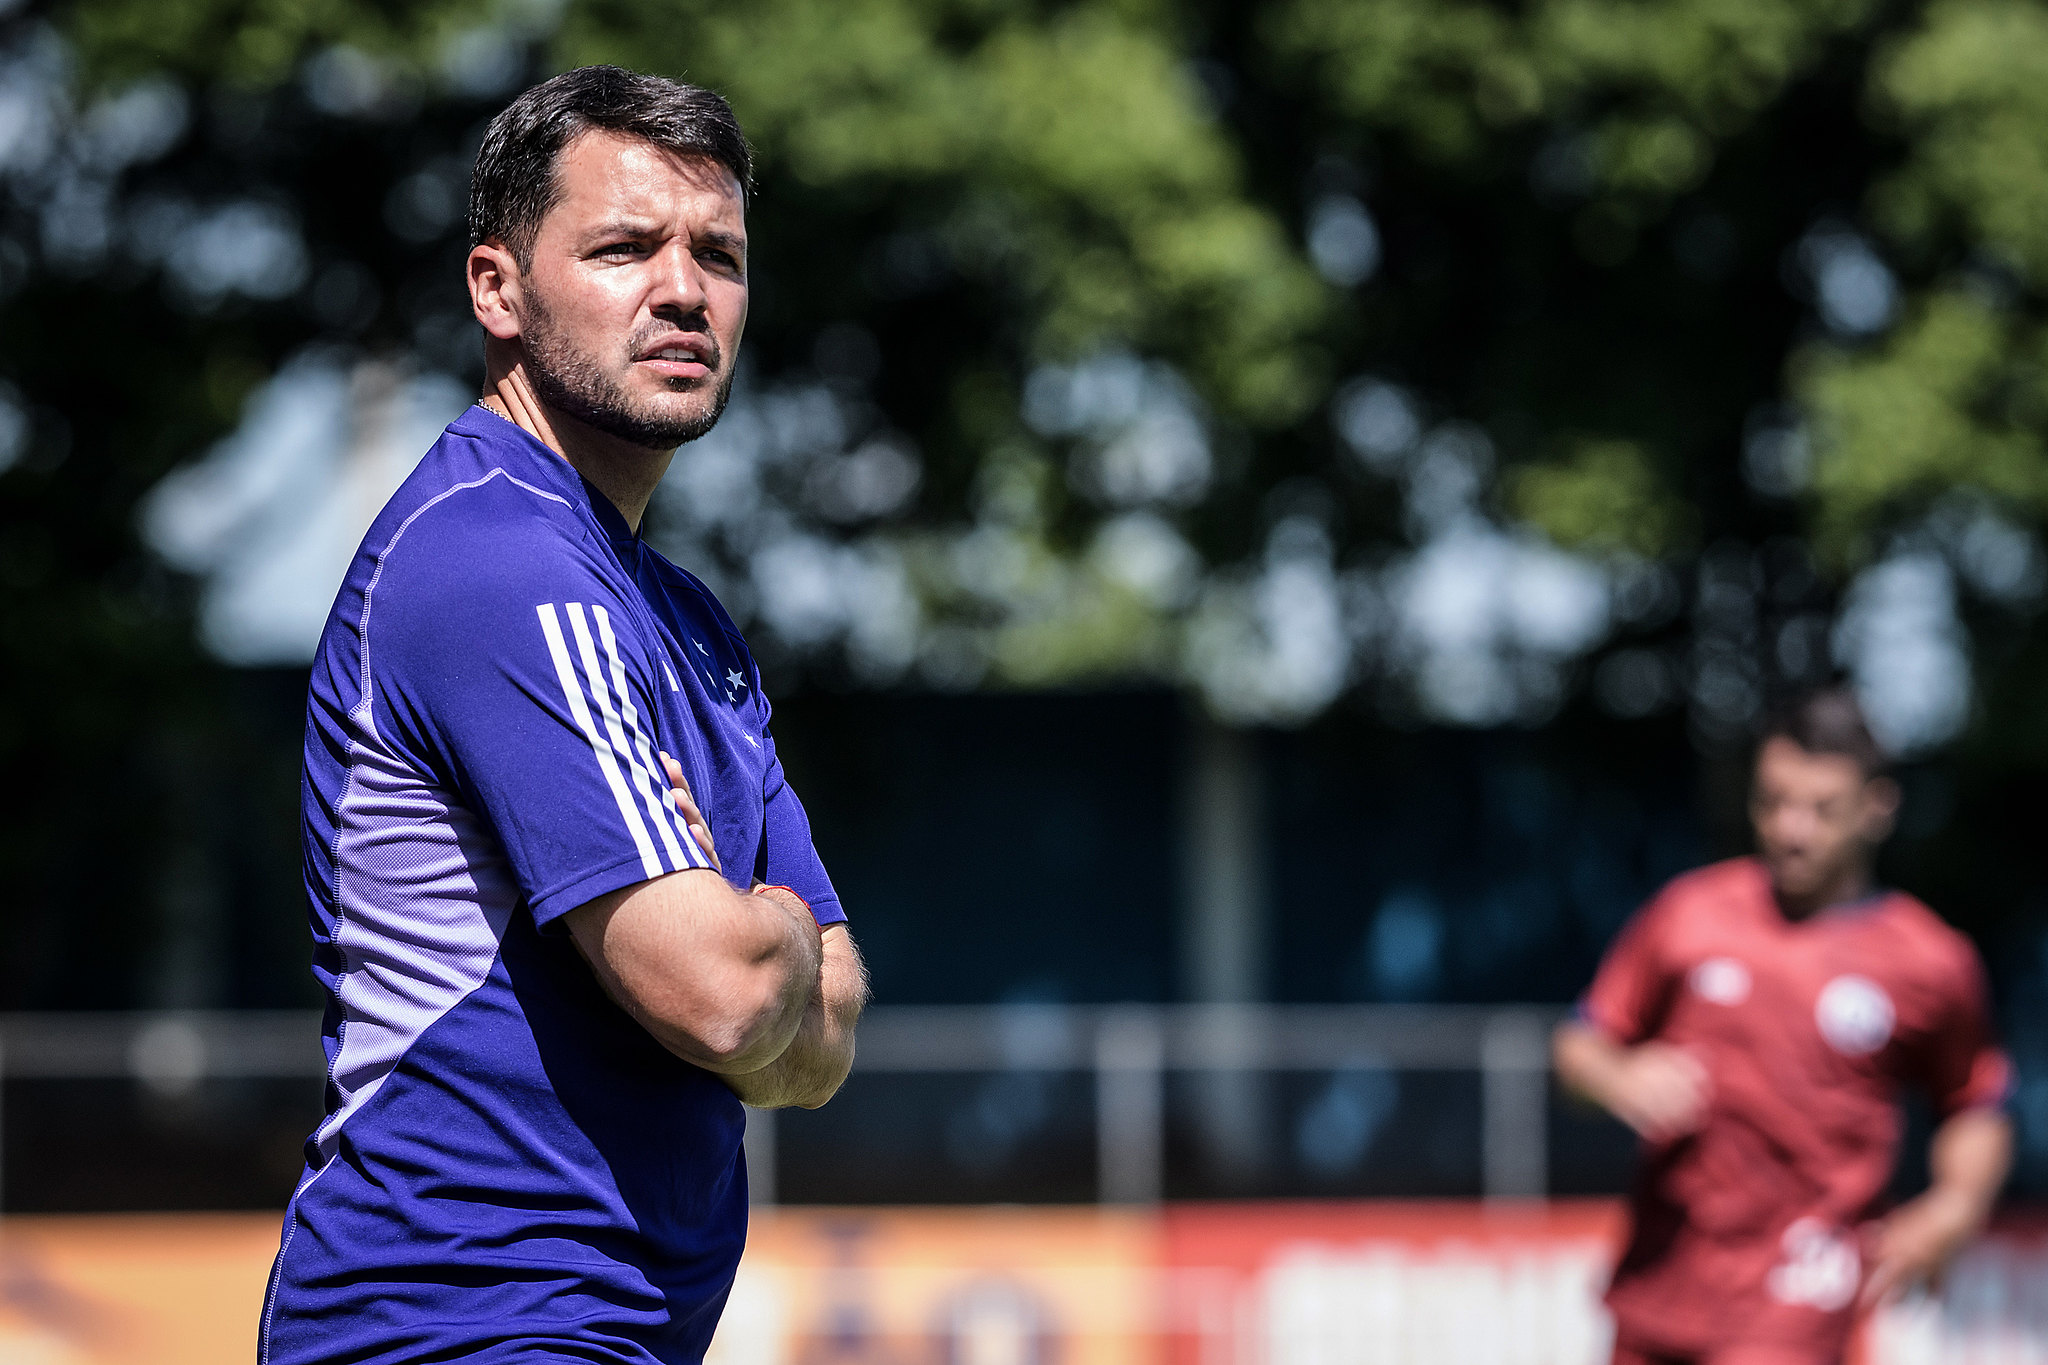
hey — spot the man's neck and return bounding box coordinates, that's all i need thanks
[1772,862,1874,923]
[481,369,674,534]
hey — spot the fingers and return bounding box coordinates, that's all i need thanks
[658,751,721,872]
[657,752,701,822]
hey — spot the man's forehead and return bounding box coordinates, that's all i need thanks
[551,128,745,227]
[1756,737,1868,789]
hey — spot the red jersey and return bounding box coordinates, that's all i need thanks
[1581,857,2010,1357]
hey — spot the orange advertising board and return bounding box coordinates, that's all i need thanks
[712,1206,1157,1364]
[0,1204,2044,1364]
[0,1213,281,1365]
[1159,1200,1627,1365]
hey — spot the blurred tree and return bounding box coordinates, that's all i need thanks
[1260,0,2048,811]
[10,0,2048,1001]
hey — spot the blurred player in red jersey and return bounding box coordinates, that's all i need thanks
[1554,686,2013,1365]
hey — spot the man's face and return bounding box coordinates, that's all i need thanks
[512,129,748,449]
[1749,736,1897,902]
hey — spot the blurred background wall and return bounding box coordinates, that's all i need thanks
[7,0,2048,1219]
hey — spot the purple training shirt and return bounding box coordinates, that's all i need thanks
[262,404,844,1365]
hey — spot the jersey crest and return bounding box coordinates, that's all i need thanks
[1688,956,1752,1006]
[1815,974,1895,1056]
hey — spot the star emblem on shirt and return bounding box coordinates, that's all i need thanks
[691,638,709,656]
[726,668,747,692]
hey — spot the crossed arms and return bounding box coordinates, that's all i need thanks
[563,755,866,1110]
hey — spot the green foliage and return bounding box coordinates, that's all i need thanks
[72,0,1327,425]
[1512,438,1695,558]
[1797,290,2048,557]
[1270,0,1873,191]
[29,0,2048,729]
[1272,0,2048,572]
[556,1,1327,425]
[69,0,499,87]
[1872,0,2048,284]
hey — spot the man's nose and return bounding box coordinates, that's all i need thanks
[648,241,711,317]
[1768,809,1817,846]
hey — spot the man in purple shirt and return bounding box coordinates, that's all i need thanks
[262,66,866,1365]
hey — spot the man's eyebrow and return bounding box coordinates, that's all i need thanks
[584,219,659,243]
[698,228,748,258]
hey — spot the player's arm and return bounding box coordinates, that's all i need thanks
[711,695,864,1109]
[562,764,820,1073]
[1864,942,2015,1308]
[720,911,867,1109]
[1554,893,1706,1142]
[1553,1020,1711,1143]
[565,867,822,1075]
[1862,1104,2011,1307]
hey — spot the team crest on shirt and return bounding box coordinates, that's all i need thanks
[1688,957,1751,1006]
[1815,974,1895,1056]
[1765,1217,1860,1312]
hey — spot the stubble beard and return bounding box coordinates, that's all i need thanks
[521,289,734,451]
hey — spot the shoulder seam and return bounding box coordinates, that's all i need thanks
[354,468,574,708]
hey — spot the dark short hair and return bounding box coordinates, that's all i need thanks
[468,65,752,266]
[1760,685,1890,777]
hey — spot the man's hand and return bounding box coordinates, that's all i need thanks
[658,751,719,871]
[1860,1106,2012,1308]
[1554,1023,1712,1143]
[1604,1043,1712,1142]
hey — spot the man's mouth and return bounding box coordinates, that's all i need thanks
[636,341,717,381]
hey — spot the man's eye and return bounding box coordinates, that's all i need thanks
[597,242,643,258]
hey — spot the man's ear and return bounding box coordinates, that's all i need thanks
[1862,774,1902,842]
[468,241,523,341]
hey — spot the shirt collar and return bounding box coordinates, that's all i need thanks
[454,403,642,552]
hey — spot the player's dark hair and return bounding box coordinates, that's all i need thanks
[469,65,751,268]
[1759,685,1890,777]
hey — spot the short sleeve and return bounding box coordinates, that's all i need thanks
[750,693,846,928]
[373,523,717,930]
[1908,943,2012,1117]
[1580,896,1680,1045]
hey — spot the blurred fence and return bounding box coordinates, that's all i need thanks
[0,1004,1567,1211]
[757,1003,1561,1205]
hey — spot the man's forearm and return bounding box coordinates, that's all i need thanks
[1553,1021,1627,1109]
[1862,1104,2013,1307]
[723,923,866,1109]
[567,870,822,1074]
[1926,1105,2012,1220]
[683,889,821,1075]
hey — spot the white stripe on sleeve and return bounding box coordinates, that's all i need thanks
[565,602,696,872]
[590,603,704,869]
[536,602,662,880]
